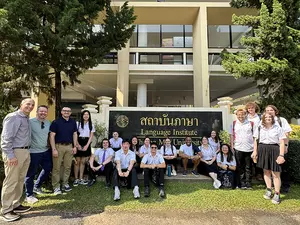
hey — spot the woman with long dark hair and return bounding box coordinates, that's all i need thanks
[208,130,220,153]
[73,110,95,186]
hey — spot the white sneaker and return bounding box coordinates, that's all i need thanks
[114,187,120,201]
[133,186,140,199]
[53,188,62,195]
[25,196,38,204]
[215,180,222,189]
[172,170,177,176]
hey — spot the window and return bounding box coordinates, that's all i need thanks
[129,53,136,64]
[139,53,160,64]
[185,25,193,48]
[208,25,230,48]
[161,25,184,48]
[138,25,160,47]
[139,53,183,64]
[161,54,183,64]
[186,53,193,65]
[130,26,138,47]
[231,25,252,48]
[101,52,117,64]
[208,53,222,65]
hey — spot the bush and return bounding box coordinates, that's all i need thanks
[290,124,300,140]
[286,140,300,183]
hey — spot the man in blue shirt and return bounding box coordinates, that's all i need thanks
[49,107,78,195]
[141,142,166,198]
[113,140,140,201]
[25,105,51,204]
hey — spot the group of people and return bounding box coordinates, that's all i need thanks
[0,99,292,222]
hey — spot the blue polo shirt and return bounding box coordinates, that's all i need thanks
[50,117,77,144]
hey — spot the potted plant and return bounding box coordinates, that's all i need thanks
[91,120,108,154]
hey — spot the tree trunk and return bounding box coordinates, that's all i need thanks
[55,71,62,119]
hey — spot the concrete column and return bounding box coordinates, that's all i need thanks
[137,83,147,107]
[30,90,55,121]
[116,41,130,107]
[193,7,210,107]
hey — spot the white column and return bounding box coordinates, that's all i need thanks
[137,83,147,107]
[97,96,113,133]
[217,97,233,132]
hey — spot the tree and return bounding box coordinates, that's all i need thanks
[0,0,136,117]
[221,0,300,120]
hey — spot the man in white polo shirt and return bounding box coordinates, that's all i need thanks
[140,142,166,198]
[230,108,255,189]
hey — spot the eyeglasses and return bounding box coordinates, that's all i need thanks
[41,121,45,129]
[151,147,157,149]
[62,110,71,112]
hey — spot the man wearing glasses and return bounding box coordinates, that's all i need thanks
[140,142,166,198]
[25,105,51,204]
[49,107,78,195]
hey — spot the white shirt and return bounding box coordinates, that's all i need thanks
[229,120,255,152]
[115,149,136,169]
[139,145,151,155]
[94,147,114,164]
[179,144,194,157]
[247,114,260,127]
[109,137,123,149]
[208,137,220,152]
[216,153,237,167]
[275,116,292,134]
[160,145,177,156]
[141,153,165,165]
[199,145,216,161]
[253,124,286,144]
[77,122,95,137]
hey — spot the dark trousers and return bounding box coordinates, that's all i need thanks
[88,161,113,184]
[164,158,177,169]
[25,150,52,197]
[281,153,290,189]
[144,168,164,187]
[113,167,138,188]
[235,150,252,187]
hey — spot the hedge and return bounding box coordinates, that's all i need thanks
[286,140,300,183]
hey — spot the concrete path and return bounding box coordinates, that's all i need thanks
[1,210,299,225]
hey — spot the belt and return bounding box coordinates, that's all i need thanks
[79,137,89,139]
[57,143,72,145]
[13,146,30,149]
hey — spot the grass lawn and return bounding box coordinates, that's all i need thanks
[30,181,300,214]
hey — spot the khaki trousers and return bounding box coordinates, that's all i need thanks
[52,144,73,189]
[1,149,30,214]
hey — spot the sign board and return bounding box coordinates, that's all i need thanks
[108,108,224,148]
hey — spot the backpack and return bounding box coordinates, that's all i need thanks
[218,170,235,189]
[163,144,174,156]
[232,120,254,141]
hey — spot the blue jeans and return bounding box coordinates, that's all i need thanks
[25,150,52,197]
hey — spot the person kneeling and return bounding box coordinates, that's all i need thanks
[113,140,140,201]
[88,138,114,188]
[217,144,236,189]
[141,142,166,198]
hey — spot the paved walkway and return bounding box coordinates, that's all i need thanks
[1,210,299,225]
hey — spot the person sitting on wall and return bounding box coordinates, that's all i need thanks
[109,132,123,152]
[159,137,177,176]
[179,136,201,176]
[139,137,151,158]
[217,144,237,189]
[113,139,140,201]
[141,142,166,198]
[87,138,114,188]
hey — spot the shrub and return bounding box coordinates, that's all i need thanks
[219,130,230,145]
[286,140,300,183]
[290,124,300,140]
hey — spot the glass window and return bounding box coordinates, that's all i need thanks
[130,26,138,47]
[161,54,183,64]
[208,25,230,48]
[161,25,184,48]
[208,53,222,65]
[129,53,136,64]
[186,53,193,65]
[101,52,117,64]
[139,53,160,64]
[231,25,252,48]
[138,25,160,48]
[185,25,193,48]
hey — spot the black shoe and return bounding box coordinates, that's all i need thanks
[246,183,252,190]
[13,205,32,213]
[159,187,165,198]
[88,179,96,187]
[144,186,150,197]
[1,211,21,222]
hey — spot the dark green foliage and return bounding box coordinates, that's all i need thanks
[222,0,300,120]
[286,140,300,183]
[0,0,136,117]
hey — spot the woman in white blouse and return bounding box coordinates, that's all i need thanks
[199,136,221,189]
[74,110,95,186]
[139,137,151,158]
[208,130,220,153]
[109,132,123,151]
[252,113,286,204]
